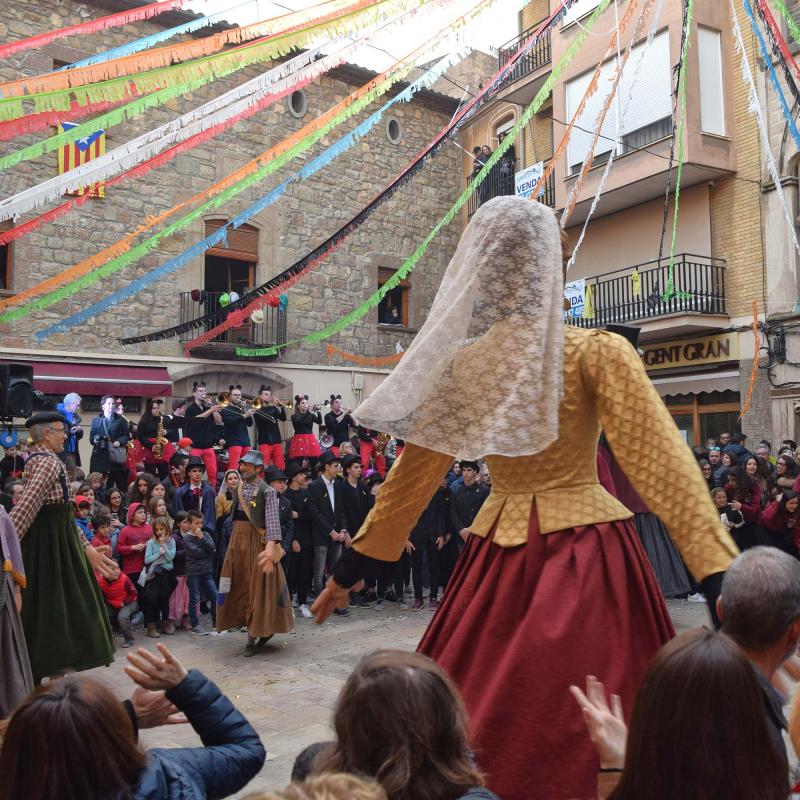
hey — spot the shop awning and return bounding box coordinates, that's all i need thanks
[650,370,740,398]
[26,362,172,397]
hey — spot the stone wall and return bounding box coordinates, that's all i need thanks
[0,0,466,366]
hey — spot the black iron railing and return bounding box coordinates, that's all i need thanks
[178,291,287,347]
[468,160,554,217]
[566,254,727,328]
[497,23,552,89]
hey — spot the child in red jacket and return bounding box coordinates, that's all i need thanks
[96,566,139,648]
[116,502,153,588]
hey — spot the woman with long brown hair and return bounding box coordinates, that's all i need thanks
[0,644,265,800]
[313,649,497,800]
[572,629,789,800]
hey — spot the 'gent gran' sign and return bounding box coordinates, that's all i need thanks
[641,333,739,372]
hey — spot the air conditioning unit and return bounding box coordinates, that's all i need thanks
[351,372,365,390]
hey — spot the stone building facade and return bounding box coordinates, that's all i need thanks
[0,0,486,443]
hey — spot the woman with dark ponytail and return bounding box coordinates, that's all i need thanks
[289,395,322,471]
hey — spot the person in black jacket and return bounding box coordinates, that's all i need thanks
[307,451,348,610]
[220,385,255,472]
[184,382,223,491]
[285,461,314,618]
[266,465,294,597]
[0,643,266,800]
[254,384,287,469]
[408,479,449,611]
[324,396,356,456]
[340,454,373,535]
[450,461,490,541]
[89,395,131,492]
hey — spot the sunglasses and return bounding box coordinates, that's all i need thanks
[709,446,721,451]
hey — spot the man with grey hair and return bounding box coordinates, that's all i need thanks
[10,412,116,683]
[56,391,83,479]
[717,546,800,762]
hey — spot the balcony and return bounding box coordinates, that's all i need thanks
[178,291,287,359]
[467,159,555,218]
[567,254,728,339]
[497,23,552,91]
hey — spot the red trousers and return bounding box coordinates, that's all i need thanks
[360,440,386,477]
[190,447,217,489]
[226,445,246,472]
[258,443,285,469]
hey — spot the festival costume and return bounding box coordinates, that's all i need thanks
[11,445,114,682]
[330,199,737,800]
[357,426,386,477]
[289,410,322,458]
[220,405,253,472]
[185,402,221,489]
[216,478,294,637]
[0,506,33,715]
[137,410,175,479]
[324,410,355,450]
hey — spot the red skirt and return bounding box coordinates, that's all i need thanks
[288,434,321,458]
[418,506,674,800]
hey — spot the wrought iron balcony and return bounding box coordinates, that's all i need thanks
[567,254,727,328]
[178,291,287,354]
[497,23,552,89]
[467,159,555,217]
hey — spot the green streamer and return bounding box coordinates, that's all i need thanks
[0,70,413,323]
[237,0,615,358]
[773,0,800,46]
[663,0,693,302]
[0,0,410,170]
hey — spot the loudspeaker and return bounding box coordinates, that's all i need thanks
[0,363,34,419]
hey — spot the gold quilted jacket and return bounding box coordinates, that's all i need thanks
[352,326,738,582]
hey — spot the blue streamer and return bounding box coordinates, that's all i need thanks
[36,52,459,341]
[743,0,800,151]
[59,0,259,69]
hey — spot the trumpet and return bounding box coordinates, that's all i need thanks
[252,398,292,410]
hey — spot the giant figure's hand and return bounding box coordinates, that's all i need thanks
[312,577,363,624]
[86,545,119,579]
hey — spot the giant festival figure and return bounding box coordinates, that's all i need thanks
[308,197,739,800]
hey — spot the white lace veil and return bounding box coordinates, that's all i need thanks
[354,196,564,459]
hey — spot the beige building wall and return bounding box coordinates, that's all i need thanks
[567,184,712,279]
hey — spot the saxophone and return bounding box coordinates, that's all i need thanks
[375,432,391,456]
[152,416,168,460]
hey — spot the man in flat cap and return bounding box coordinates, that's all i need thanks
[216,450,294,655]
[10,412,116,682]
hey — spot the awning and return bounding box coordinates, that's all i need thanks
[26,362,172,397]
[650,369,740,398]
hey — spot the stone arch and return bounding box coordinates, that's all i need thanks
[168,366,292,406]
[778,99,800,175]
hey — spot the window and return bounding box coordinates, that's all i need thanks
[0,221,12,293]
[386,116,403,144]
[202,220,258,343]
[563,0,601,25]
[287,89,307,118]
[565,31,671,172]
[378,267,410,327]
[698,27,725,135]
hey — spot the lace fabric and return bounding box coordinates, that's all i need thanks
[354,196,564,459]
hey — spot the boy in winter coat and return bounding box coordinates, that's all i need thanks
[183,509,217,635]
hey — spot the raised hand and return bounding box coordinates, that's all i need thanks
[125,644,188,691]
[569,676,627,770]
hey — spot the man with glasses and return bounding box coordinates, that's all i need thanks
[10,412,116,683]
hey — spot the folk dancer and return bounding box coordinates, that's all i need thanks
[11,412,116,683]
[309,197,738,800]
[254,385,287,469]
[184,382,223,490]
[220,385,255,472]
[217,450,294,655]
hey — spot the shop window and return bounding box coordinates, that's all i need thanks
[378,267,410,327]
[0,221,11,292]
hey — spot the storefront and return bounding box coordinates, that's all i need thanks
[641,332,741,446]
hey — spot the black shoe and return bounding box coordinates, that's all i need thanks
[333,607,350,617]
[255,635,274,649]
[243,643,257,657]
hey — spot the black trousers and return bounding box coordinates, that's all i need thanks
[439,535,462,594]
[377,552,410,599]
[286,546,314,605]
[412,538,441,600]
[106,468,128,493]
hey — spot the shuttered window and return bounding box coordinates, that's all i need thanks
[565,31,671,172]
[563,0,601,25]
[698,27,725,135]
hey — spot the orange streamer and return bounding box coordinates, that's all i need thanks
[0,0,362,98]
[739,300,760,419]
[528,0,640,201]
[326,344,403,366]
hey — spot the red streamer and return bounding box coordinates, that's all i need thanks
[0,0,193,59]
[756,0,800,82]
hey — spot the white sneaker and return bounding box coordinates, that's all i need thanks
[299,604,313,619]
[687,592,706,603]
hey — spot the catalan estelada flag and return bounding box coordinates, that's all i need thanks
[57,121,106,198]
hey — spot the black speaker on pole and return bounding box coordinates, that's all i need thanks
[0,363,34,419]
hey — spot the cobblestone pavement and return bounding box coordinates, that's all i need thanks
[86,598,709,797]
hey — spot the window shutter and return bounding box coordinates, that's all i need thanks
[565,62,617,171]
[698,28,725,135]
[617,31,672,136]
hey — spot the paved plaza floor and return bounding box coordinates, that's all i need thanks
[86,597,709,797]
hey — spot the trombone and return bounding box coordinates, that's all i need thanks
[217,392,284,422]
